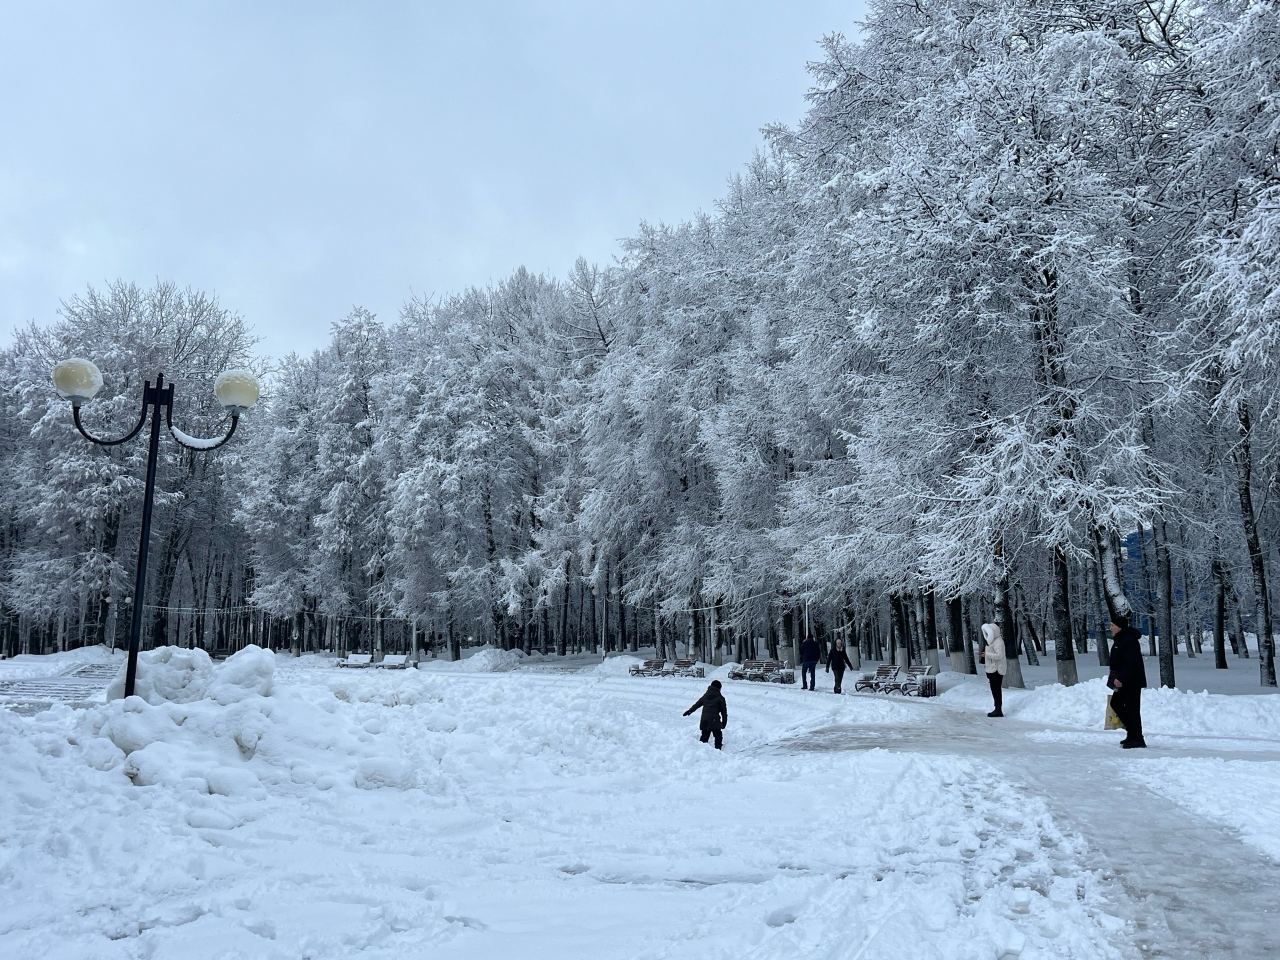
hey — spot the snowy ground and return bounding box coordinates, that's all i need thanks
[1,647,1278,959]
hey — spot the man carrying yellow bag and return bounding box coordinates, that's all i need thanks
[1106,620,1148,749]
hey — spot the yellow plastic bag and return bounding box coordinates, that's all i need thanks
[1104,695,1124,731]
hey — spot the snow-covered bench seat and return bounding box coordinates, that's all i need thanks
[853,663,899,693]
[629,658,668,677]
[377,654,410,669]
[672,658,705,679]
[337,653,373,668]
[728,659,793,684]
[888,664,936,697]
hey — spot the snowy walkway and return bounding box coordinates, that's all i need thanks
[773,704,1280,959]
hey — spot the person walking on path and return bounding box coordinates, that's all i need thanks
[1107,620,1148,748]
[683,680,728,749]
[980,623,1007,717]
[827,638,855,694]
[799,634,821,690]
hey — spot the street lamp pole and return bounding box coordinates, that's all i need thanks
[52,361,260,697]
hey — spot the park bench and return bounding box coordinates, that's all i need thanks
[337,653,373,668]
[377,654,410,669]
[629,658,669,677]
[853,663,900,693]
[672,658,705,679]
[886,664,936,697]
[728,659,795,684]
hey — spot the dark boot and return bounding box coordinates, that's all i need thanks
[987,709,1003,718]
[1121,739,1147,749]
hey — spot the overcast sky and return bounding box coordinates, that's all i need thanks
[1,1,863,360]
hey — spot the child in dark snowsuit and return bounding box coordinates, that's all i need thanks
[683,680,728,749]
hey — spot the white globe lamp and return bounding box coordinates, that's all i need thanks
[51,358,104,406]
[213,369,260,414]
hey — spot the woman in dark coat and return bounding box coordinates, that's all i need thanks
[683,680,728,749]
[827,638,855,694]
[1107,620,1148,748]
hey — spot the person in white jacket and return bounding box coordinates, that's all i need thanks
[979,623,1007,717]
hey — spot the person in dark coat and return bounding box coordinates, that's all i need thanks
[826,638,854,694]
[1107,620,1147,748]
[799,635,821,690]
[683,680,728,749]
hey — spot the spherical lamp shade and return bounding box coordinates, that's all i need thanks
[214,369,260,412]
[52,358,104,403]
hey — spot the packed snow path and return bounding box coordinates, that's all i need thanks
[773,705,1280,959]
[3,650,1278,960]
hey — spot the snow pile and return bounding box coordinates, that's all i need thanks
[592,654,644,676]
[103,644,275,705]
[31,646,429,804]
[105,645,215,703]
[709,660,739,680]
[205,644,275,703]
[420,646,525,673]
[939,675,1280,739]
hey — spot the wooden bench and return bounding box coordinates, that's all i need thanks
[853,663,900,693]
[377,654,410,669]
[672,658,705,679]
[886,664,935,696]
[337,653,373,668]
[629,658,668,677]
[728,659,795,684]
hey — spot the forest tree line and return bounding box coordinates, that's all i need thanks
[1,1,1277,686]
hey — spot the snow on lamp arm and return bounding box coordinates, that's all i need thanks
[50,361,260,697]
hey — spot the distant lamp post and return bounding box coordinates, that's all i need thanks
[52,359,260,697]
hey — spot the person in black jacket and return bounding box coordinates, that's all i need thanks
[799,635,821,690]
[683,680,728,749]
[827,638,855,694]
[1107,620,1148,748]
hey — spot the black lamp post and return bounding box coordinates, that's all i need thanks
[52,359,260,697]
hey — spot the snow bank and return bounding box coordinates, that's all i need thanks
[709,660,738,680]
[939,674,1280,739]
[17,646,430,806]
[592,654,644,676]
[103,644,275,705]
[418,646,525,673]
[105,646,214,703]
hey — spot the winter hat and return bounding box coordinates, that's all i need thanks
[709,680,721,690]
